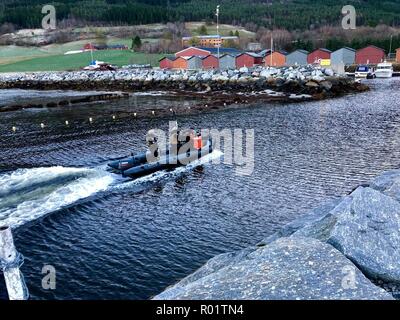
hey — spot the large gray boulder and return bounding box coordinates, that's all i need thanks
[293,187,400,283]
[259,198,342,245]
[154,237,392,300]
[369,169,400,201]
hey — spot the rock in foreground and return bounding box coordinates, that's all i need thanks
[292,187,400,284]
[154,237,392,300]
[155,169,400,300]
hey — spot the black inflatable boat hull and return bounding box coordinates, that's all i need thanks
[108,140,213,178]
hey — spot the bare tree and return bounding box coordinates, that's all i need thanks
[0,23,15,35]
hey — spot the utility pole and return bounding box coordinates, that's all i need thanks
[216,5,220,61]
[90,42,94,63]
[389,35,393,60]
[270,36,273,66]
[0,226,29,300]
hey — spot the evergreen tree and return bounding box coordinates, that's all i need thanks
[198,24,208,35]
[188,36,200,46]
[1,0,400,33]
[132,35,142,51]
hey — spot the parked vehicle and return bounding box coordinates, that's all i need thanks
[375,61,393,78]
[355,65,375,79]
[83,60,116,71]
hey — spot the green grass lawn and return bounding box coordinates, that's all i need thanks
[0,45,51,64]
[0,50,164,72]
[0,40,118,64]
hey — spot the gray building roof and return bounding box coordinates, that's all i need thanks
[237,52,263,58]
[187,55,202,69]
[219,54,236,70]
[286,49,309,66]
[292,49,309,55]
[258,49,272,57]
[339,47,356,52]
[159,55,175,62]
[331,47,356,66]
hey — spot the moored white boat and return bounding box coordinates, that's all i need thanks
[375,61,393,78]
[355,65,375,79]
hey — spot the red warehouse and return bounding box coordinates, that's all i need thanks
[83,43,97,50]
[235,52,263,68]
[171,57,188,69]
[175,47,212,58]
[307,48,331,64]
[355,45,385,64]
[202,55,219,69]
[159,57,173,69]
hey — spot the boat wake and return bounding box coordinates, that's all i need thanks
[0,166,115,229]
[0,150,223,228]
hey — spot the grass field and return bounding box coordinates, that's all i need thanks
[0,50,164,72]
[0,34,165,72]
[0,46,50,65]
[0,22,254,72]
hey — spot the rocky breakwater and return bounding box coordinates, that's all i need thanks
[154,169,400,300]
[0,91,129,113]
[0,65,368,103]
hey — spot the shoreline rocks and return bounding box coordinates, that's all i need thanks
[291,187,400,284]
[154,169,400,300]
[154,237,393,300]
[0,66,369,102]
[0,91,129,113]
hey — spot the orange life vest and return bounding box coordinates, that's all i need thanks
[193,136,203,150]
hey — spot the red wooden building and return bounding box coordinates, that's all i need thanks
[175,47,212,58]
[235,53,263,68]
[83,43,97,50]
[265,51,287,67]
[397,48,400,63]
[307,48,331,64]
[171,57,188,69]
[159,57,174,69]
[355,45,385,64]
[202,55,219,69]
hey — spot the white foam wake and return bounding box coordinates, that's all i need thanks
[0,150,223,228]
[0,166,115,228]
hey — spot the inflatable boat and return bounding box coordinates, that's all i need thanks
[108,137,213,178]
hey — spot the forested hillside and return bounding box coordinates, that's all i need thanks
[1,0,400,30]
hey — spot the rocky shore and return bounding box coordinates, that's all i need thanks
[0,91,129,113]
[0,65,368,104]
[154,169,400,300]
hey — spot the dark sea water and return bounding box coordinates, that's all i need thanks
[1,78,400,300]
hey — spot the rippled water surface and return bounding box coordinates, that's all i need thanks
[1,79,400,299]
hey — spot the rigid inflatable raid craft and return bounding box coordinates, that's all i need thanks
[108,129,213,179]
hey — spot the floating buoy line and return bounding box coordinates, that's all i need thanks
[8,104,212,133]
